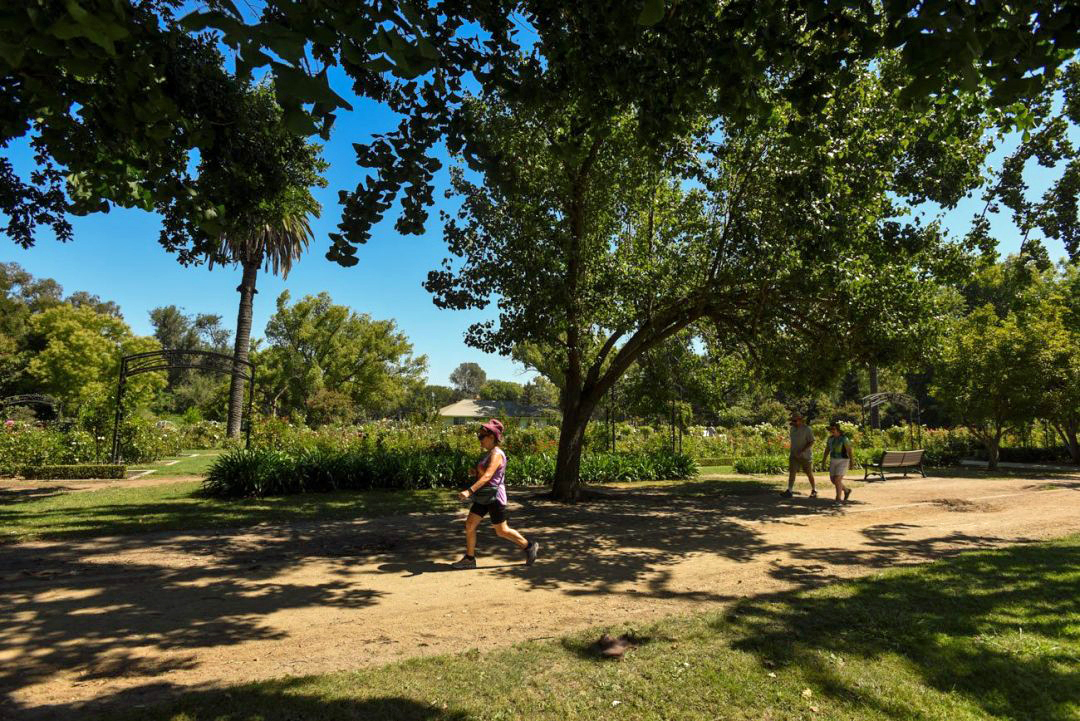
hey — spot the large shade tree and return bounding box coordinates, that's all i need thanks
[181,2,1080,266]
[8,2,1076,258]
[427,53,991,500]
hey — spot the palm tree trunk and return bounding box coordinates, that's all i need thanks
[227,260,259,438]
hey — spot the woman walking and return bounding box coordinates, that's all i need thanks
[823,422,854,503]
[452,419,539,569]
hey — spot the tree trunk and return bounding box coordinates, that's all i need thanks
[869,364,880,430]
[985,431,1001,471]
[1054,421,1080,465]
[226,260,259,438]
[551,396,597,502]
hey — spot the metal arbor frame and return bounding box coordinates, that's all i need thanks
[110,350,256,463]
[0,394,63,420]
[860,392,921,446]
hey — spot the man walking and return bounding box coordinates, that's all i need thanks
[782,412,817,498]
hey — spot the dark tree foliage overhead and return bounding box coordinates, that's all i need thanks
[5,2,1077,263]
[183,0,1080,265]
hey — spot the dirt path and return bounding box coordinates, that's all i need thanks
[1,473,1078,718]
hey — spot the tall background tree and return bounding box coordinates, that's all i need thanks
[149,305,232,419]
[449,362,486,397]
[163,84,328,437]
[258,291,427,425]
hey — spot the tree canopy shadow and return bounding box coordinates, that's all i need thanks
[719,538,1080,721]
[0,477,1046,719]
[6,680,476,721]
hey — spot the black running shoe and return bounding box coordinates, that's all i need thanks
[809,490,818,498]
[780,490,794,498]
[451,555,476,570]
[525,540,539,566]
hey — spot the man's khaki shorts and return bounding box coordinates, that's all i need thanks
[789,456,814,474]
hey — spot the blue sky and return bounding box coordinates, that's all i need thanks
[1,62,1072,386]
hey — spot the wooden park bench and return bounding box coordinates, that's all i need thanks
[863,449,925,481]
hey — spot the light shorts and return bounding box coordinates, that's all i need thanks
[829,458,850,477]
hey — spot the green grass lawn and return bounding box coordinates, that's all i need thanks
[696,464,735,475]
[0,482,461,543]
[131,449,225,477]
[102,535,1080,721]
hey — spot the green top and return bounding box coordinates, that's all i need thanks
[827,435,852,459]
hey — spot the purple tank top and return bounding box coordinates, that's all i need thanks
[478,448,507,505]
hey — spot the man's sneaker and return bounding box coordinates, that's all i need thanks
[809,490,818,498]
[525,540,539,566]
[451,555,476,570]
[780,490,794,498]
[843,487,852,502]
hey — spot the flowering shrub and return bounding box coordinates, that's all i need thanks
[0,417,185,474]
[177,420,227,449]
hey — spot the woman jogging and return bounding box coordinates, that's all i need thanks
[452,419,540,569]
[823,422,854,503]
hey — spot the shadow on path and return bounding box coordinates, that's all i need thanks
[0,477,1053,719]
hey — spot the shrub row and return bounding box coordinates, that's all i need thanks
[18,464,126,480]
[202,448,697,498]
[733,449,884,475]
[1,417,184,475]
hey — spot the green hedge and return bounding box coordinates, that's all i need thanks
[733,451,884,475]
[203,448,697,499]
[18,464,127,480]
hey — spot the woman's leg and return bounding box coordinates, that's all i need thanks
[493,521,528,550]
[830,474,844,501]
[465,512,483,556]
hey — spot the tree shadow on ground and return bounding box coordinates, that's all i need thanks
[18,682,476,721]
[0,485,75,503]
[719,539,1080,721]
[0,477,1037,719]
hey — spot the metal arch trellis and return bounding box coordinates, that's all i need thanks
[860,392,921,446]
[110,350,256,463]
[0,394,63,420]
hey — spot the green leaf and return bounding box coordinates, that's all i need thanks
[638,0,665,26]
[271,62,353,111]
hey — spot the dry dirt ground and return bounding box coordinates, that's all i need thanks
[1,473,1078,719]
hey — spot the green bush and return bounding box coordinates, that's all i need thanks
[203,448,697,498]
[177,420,227,449]
[1,422,106,475]
[19,464,126,480]
[115,417,185,462]
[733,455,790,474]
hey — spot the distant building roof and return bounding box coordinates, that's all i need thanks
[438,399,549,418]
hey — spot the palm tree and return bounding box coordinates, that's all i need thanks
[216,192,320,438]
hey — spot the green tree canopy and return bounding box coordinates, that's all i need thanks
[25,303,164,425]
[182,1,1080,266]
[931,305,1045,469]
[427,55,992,499]
[449,362,486,397]
[259,291,427,424]
[478,380,523,402]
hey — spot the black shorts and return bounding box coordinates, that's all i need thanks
[469,502,507,524]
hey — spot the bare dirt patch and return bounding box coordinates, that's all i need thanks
[929,497,999,512]
[1,473,1078,719]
